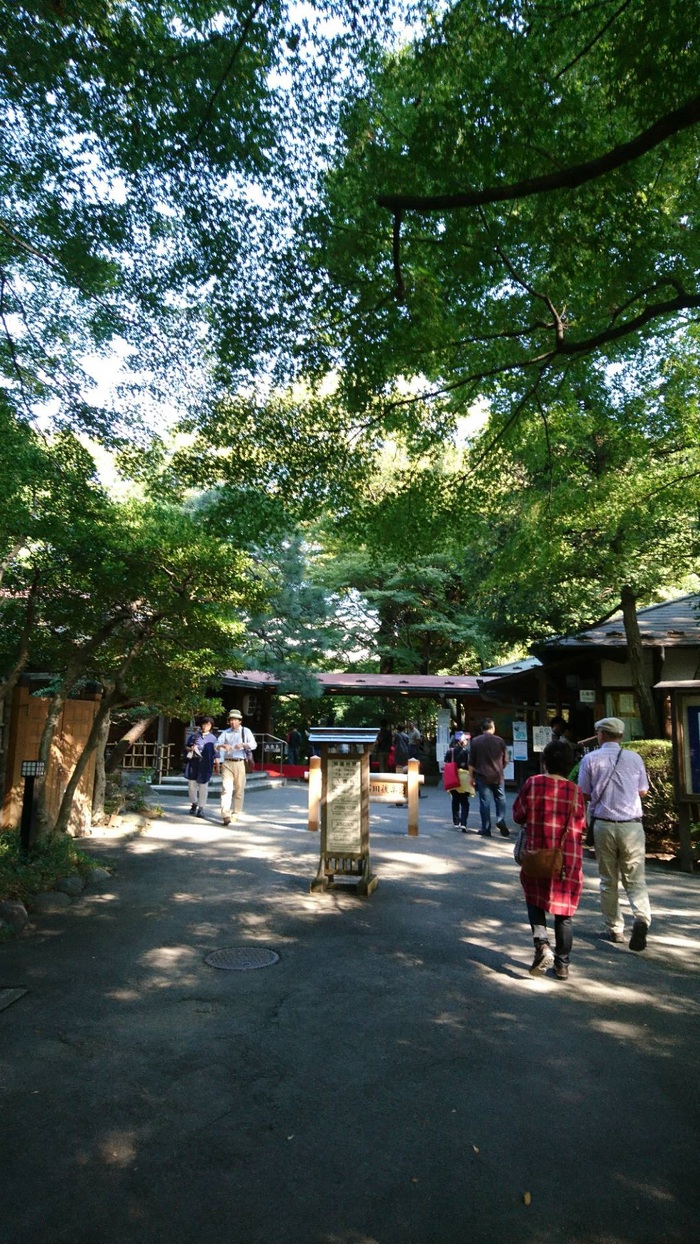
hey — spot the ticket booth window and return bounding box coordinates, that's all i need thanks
[604,691,643,740]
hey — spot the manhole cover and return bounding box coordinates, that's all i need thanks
[204,946,280,971]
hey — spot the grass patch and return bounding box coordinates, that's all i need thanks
[0,830,103,903]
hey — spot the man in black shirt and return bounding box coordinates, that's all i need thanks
[469,717,509,838]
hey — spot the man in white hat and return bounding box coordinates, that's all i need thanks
[216,708,257,825]
[578,716,650,950]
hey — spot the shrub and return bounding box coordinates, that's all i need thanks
[0,830,100,903]
[624,740,678,854]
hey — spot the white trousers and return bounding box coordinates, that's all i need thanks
[188,779,209,807]
[221,760,246,817]
[593,819,651,933]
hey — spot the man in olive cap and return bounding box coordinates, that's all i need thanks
[578,716,650,951]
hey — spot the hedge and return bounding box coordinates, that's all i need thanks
[623,740,678,854]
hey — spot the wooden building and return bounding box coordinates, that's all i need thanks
[479,595,700,742]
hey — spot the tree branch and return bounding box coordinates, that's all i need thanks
[194,0,268,145]
[385,289,700,409]
[377,95,700,213]
[553,0,634,80]
[637,468,700,505]
[469,370,547,470]
[391,209,405,301]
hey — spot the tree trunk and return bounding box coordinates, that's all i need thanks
[34,611,133,837]
[105,711,158,773]
[53,686,120,836]
[91,708,113,824]
[621,585,661,737]
[34,667,79,839]
[52,632,150,836]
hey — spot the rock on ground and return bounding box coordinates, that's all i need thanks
[0,899,29,932]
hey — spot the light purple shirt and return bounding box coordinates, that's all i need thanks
[578,742,648,821]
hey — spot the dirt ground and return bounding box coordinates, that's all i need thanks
[1,782,699,1244]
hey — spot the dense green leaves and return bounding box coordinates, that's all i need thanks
[0,0,399,435]
[301,0,700,421]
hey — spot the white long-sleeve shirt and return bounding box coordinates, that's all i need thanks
[216,725,257,761]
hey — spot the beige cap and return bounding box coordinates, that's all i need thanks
[228,709,243,720]
[595,716,625,737]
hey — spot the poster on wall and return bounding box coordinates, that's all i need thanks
[512,721,528,759]
[684,702,700,796]
[532,726,552,753]
[436,708,452,771]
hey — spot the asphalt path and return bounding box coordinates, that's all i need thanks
[1,782,699,1244]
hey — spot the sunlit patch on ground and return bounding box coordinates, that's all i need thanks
[99,1131,137,1167]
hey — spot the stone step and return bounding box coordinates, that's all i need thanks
[150,771,285,796]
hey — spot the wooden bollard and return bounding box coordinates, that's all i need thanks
[308,754,322,831]
[407,758,420,837]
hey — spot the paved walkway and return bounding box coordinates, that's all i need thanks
[1,783,699,1244]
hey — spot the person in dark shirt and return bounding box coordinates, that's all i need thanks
[375,720,393,771]
[469,717,509,838]
[393,724,410,771]
[286,726,302,765]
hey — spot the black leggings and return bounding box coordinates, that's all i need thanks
[527,903,573,964]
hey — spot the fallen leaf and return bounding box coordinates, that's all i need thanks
[473,1145,480,1154]
[523,1192,532,1206]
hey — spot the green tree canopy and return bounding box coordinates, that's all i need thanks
[300,0,700,429]
[0,0,398,436]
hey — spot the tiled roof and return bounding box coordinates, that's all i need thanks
[221,670,491,694]
[538,595,700,649]
[480,657,542,676]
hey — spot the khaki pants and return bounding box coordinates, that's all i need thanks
[188,779,209,808]
[593,818,651,933]
[221,760,246,819]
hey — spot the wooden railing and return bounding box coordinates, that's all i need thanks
[117,742,176,783]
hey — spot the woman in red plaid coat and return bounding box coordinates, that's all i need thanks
[512,738,586,981]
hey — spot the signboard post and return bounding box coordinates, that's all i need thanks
[309,728,379,895]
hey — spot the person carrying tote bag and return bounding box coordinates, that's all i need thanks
[512,738,587,980]
[444,732,472,831]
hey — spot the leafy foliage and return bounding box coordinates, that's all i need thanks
[0,828,100,902]
[0,0,399,434]
[463,335,700,644]
[300,0,700,425]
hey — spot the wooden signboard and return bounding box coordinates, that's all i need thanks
[309,728,378,896]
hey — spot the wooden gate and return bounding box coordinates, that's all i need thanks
[2,684,99,835]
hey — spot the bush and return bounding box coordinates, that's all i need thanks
[624,740,678,854]
[0,830,100,903]
[103,771,161,819]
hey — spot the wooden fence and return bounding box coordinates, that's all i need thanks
[2,684,99,835]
